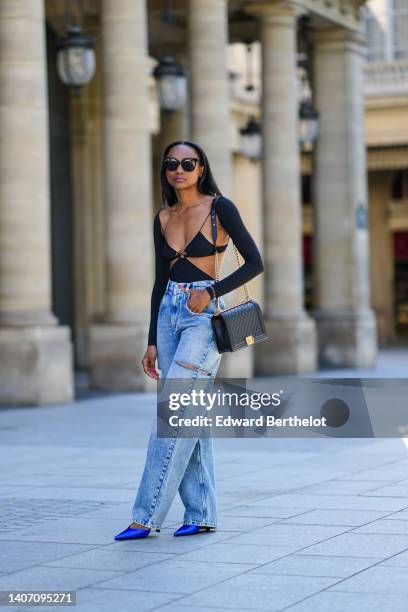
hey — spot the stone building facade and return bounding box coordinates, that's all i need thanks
[1,0,405,405]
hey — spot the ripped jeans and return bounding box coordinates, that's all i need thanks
[131,279,226,529]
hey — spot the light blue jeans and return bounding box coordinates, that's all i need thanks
[132,278,226,530]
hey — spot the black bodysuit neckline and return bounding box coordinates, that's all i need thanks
[160,206,228,261]
[162,229,228,259]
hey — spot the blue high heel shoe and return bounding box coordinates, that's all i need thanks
[173,524,215,537]
[114,524,160,541]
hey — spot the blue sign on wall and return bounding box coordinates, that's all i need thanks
[356,203,367,229]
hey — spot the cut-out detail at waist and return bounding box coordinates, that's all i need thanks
[169,257,215,283]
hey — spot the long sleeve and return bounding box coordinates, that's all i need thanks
[209,196,264,299]
[147,212,169,347]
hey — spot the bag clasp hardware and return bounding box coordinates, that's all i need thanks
[245,335,254,345]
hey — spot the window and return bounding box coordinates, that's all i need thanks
[394,0,408,59]
[363,0,408,62]
[391,170,408,201]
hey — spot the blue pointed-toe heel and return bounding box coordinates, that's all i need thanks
[173,524,215,537]
[114,524,160,541]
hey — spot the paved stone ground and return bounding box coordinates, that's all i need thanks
[0,348,408,612]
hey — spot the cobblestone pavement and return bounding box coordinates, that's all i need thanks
[0,348,407,612]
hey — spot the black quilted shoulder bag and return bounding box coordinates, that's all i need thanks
[210,196,268,353]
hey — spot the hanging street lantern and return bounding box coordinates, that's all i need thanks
[153,56,187,112]
[298,15,319,150]
[56,26,95,88]
[239,116,262,161]
[299,99,319,150]
[56,1,95,89]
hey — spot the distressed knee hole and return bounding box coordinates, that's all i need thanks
[175,360,212,377]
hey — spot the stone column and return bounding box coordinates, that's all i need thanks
[249,2,317,374]
[0,0,73,405]
[154,51,189,212]
[188,0,232,193]
[312,27,377,367]
[89,0,154,390]
[158,53,190,147]
[368,172,394,346]
[189,0,255,378]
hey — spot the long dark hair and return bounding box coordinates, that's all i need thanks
[160,140,223,207]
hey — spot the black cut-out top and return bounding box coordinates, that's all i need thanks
[148,195,264,346]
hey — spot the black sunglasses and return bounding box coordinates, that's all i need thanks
[163,156,200,172]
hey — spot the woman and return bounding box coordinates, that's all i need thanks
[114,139,264,541]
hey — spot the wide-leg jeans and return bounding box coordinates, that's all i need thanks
[131,279,225,529]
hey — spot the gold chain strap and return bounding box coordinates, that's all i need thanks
[213,201,252,315]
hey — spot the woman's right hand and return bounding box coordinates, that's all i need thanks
[142,345,160,380]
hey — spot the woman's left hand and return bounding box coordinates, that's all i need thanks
[186,288,212,314]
